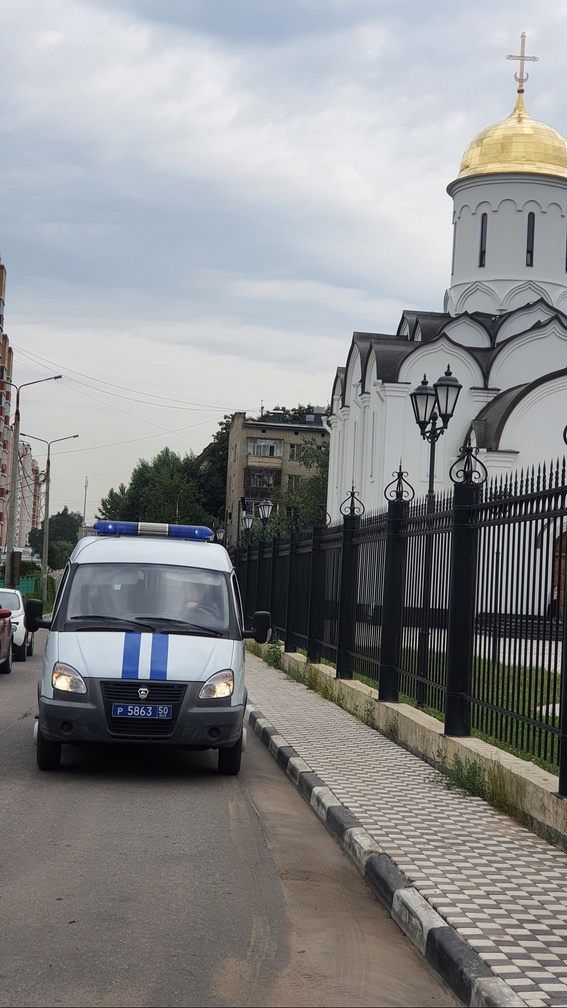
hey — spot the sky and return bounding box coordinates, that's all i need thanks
[2,0,567,524]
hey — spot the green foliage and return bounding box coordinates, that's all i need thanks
[251,404,328,424]
[194,416,231,524]
[263,638,284,669]
[97,447,211,526]
[28,506,84,570]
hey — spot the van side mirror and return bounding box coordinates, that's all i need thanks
[25,598,51,632]
[243,610,272,644]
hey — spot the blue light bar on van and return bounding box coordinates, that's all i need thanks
[93,521,213,540]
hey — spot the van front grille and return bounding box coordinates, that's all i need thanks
[101,680,187,737]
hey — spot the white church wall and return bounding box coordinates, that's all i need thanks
[446,175,567,314]
[489,323,567,388]
[496,302,559,342]
[496,374,567,462]
[443,315,491,347]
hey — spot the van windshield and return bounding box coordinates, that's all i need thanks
[66,563,230,633]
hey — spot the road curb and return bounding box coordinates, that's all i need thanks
[246,705,527,1008]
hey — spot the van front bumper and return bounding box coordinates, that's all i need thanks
[38,684,245,748]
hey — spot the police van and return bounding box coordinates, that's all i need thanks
[25,521,271,775]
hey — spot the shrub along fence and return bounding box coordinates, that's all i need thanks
[232,453,567,794]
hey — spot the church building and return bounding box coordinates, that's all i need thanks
[326,38,567,521]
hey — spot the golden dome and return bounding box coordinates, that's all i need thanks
[458,90,567,179]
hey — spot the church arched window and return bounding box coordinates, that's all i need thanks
[478,213,487,267]
[526,212,535,267]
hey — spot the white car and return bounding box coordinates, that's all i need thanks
[0,589,34,661]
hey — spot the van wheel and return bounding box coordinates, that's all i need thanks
[37,728,61,771]
[218,732,243,776]
[0,646,12,674]
[13,640,26,662]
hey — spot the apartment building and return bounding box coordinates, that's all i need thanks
[225,407,328,545]
[0,262,39,548]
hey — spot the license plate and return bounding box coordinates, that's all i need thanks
[111,703,172,719]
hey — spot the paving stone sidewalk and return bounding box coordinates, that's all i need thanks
[244,652,567,1008]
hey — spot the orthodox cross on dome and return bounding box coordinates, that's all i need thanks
[506,32,538,91]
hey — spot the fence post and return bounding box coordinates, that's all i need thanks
[557,547,567,796]
[282,531,298,651]
[379,498,408,702]
[336,510,360,679]
[444,480,478,736]
[306,524,324,664]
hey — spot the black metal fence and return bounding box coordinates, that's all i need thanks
[233,458,567,795]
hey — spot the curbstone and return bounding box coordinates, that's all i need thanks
[470,977,528,1007]
[342,826,383,873]
[326,804,364,843]
[309,784,343,823]
[391,888,447,956]
[286,755,313,784]
[425,926,493,1007]
[364,852,410,908]
[297,771,326,801]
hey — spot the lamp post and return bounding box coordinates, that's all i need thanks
[410,366,462,505]
[242,512,253,542]
[410,365,462,705]
[4,375,62,588]
[214,526,225,544]
[257,498,273,540]
[21,432,79,603]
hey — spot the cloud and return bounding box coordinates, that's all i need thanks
[1,0,565,519]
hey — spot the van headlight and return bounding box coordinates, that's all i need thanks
[198,670,234,699]
[52,663,87,694]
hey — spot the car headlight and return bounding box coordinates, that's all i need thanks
[198,669,234,699]
[52,663,87,694]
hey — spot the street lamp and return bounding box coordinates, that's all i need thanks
[4,375,62,588]
[214,526,225,544]
[242,513,254,542]
[409,365,461,706]
[257,498,273,540]
[21,432,79,603]
[410,366,462,504]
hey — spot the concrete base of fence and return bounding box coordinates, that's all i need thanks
[254,646,567,852]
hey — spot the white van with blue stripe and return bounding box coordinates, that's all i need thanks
[25,521,271,774]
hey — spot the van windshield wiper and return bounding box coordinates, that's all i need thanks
[132,616,223,637]
[68,615,157,633]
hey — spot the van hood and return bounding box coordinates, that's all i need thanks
[55,631,238,683]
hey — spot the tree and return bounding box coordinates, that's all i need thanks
[97,447,211,526]
[28,506,84,570]
[253,436,330,538]
[194,415,232,524]
[251,404,324,423]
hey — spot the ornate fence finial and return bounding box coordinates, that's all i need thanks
[449,444,488,485]
[384,461,415,502]
[340,484,365,517]
[317,504,331,526]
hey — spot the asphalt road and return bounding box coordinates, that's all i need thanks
[0,634,459,1008]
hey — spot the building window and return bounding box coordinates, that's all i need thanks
[478,213,487,267]
[251,470,275,488]
[247,438,282,458]
[289,443,302,461]
[526,212,535,267]
[288,475,301,490]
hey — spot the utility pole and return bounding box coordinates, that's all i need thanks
[4,376,62,588]
[22,432,79,602]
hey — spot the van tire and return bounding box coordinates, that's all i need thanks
[217,732,243,776]
[37,729,61,771]
[13,640,26,662]
[0,646,12,674]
